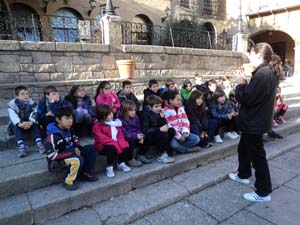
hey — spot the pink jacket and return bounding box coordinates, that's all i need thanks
[96,92,120,113]
[275,96,288,111]
[164,102,190,140]
[92,122,128,154]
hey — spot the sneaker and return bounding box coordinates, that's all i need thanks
[106,166,115,178]
[187,146,201,153]
[272,120,279,127]
[137,154,153,164]
[127,158,142,167]
[17,145,27,158]
[156,152,175,163]
[117,162,131,172]
[36,142,46,154]
[81,172,98,182]
[224,132,238,140]
[63,182,78,191]
[231,131,240,138]
[229,173,250,184]
[243,192,271,202]
[214,135,223,143]
[278,116,287,124]
[268,130,283,139]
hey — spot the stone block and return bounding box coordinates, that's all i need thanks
[73,65,102,73]
[54,57,73,73]
[0,194,32,225]
[182,55,191,64]
[0,40,20,50]
[0,55,19,63]
[219,210,273,225]
[145,63,167,70]
[36,42,56,51]
[0,63,20,72]
[56,42,82,52]
[50,73,65,81]
[0,73,19,83]
[122,45,132,52]
[65,72,93,80]
[20,41,37,50]
[130,54,143,62]
[104,70,119,78]
[20,75,35,82]
[81,43,109,52]
[142,54,152,63]
[20,56,32,63]
[28,174,132,224]
[93,72,105,79]
[164,47,183,54]
[102,55,116,69]
[32,52,52,63]
[21,64,56,73]
[64,52,79,56]
[35,73,50,82]
[135,63,146,70]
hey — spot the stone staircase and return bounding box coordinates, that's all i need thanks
[0,81,299,225]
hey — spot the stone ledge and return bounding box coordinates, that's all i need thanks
[0,41,110,53]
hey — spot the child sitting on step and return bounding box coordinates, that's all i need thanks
[93,104,131,178]
[274,87,288,125]
[164,90,200,154]
[8,86,45,157]
[46,106,97,191]
[118,100,143,167]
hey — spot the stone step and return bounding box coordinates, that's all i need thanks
[41,132,300,225]
[1,117,300,225]
[0,108,300,200]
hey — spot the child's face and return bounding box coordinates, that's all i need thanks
[128,108,136,118]
[208,84,217,92]
[186,84,192,91]
[106,112,114,122]
[16,89,29,102]
[103,85,112,94]
[150,84,159,93]
[46,92,60,103]
[196,97,203,106]
[123,85,132,95]
[170,94,182,108]
[75,86,86,98]
[217,96,226,104]
[57,115,73,130]
[168,84,176,91]
[151,103,162,113]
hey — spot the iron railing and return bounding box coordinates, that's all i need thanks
[121,21,233,50]
[180,0,190,8]
[0,13,103,43]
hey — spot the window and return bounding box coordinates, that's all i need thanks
[52,9,79,42]
[180,0,190,8]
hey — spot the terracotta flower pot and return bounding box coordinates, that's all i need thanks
[116,60,135,79]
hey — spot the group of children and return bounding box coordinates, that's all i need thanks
[7,77,288,190]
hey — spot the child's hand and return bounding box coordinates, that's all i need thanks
[200,131,208,139]
[160,124,168,132]
[75,147,81,156]
[227,113,233,120]
[23,121,33,129]
[179,136,186,142]
[137,134,144,140]
[46,111,54,116]
[182,132,189,138]
[18,122,25,129]
[138,138,144,144]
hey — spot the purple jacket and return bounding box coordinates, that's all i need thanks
[119,116,143,141]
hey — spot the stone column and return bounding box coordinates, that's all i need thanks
[236,33,248,53]
[101,14,122,50]
[294,40,300,76]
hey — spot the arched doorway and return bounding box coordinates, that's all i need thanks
[52,8,82,42]
[130,14,153,45]
[203,22,215,49]
[8,3,41,41]
[250,30,295,73]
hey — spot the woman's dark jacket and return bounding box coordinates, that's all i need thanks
[235,63,278,134]
[185,104,208,132]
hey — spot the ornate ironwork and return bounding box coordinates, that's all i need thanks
[0,13,103,43]
[121,21,233,50]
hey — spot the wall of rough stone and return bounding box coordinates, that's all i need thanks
[0,40,244,108]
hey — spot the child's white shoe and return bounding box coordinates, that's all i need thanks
[224,132,237,140]
[214,135,223,143]
[117,162,131,172]
[106,166,115,178]
[243,192,271,202]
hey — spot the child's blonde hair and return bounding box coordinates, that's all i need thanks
[119,100,136,121]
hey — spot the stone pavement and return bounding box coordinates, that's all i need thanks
[129,147,300,225]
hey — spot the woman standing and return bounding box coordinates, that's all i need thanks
[229,43,280,202]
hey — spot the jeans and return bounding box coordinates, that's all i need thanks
[170,133,200,154]
[12,123,41,142]
[74,112,93,125]
[190,119,217,142]
[237,133,272,196]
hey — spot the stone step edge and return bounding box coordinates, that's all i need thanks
[1,120,300,225]
[41,130,300,225]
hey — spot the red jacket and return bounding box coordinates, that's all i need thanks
[92,122,128,154]
[95,92,120,113]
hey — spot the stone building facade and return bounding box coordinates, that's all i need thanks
[227,0,300,75]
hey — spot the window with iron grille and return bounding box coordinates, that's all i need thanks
[180,0,190,8]
[203,0,218,16]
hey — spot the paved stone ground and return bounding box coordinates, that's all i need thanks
[130,147,300,225]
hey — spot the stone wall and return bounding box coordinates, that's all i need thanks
[0,40,244,108]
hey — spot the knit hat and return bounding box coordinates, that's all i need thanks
[183,79,192,87]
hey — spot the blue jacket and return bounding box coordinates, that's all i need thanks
[37,97,63,121]
[209,102,231,120]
